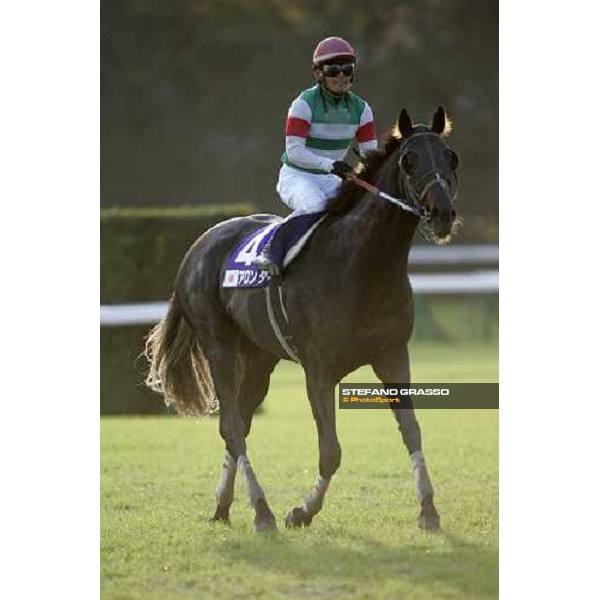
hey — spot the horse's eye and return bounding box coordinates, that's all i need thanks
[445,149,459,171]
[401,151,419,174]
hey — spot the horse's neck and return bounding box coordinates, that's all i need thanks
[342,169,417,278]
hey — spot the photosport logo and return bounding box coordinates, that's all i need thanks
[337,383,499,409]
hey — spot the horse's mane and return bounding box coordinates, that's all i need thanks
[326,118,452,215]
[326,126,403,215]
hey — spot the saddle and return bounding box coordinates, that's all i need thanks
[222,212,326,288]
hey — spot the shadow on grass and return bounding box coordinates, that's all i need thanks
[210,524,498,598]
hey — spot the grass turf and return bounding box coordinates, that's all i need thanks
[101,342,498,599]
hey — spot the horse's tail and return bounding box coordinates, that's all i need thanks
[144,293,217,416]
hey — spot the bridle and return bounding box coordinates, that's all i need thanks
[350,132,458,222]
[396,132,458,215]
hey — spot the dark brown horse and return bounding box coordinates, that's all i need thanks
[145,106,460,532]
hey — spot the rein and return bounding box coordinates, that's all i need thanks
[348,175,429,219]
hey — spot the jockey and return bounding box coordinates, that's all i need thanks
[253,36,378,276]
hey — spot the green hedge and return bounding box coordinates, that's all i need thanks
[101,204,254,414]
[101,325,170,415]
[101,204,253,303]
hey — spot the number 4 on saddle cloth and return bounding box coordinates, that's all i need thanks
[222,212,326,288]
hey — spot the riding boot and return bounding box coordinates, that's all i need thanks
[252,217,302,276]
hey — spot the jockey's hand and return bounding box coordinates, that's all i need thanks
[331,160,353,179]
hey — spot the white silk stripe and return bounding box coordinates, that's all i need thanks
[286,138,347,160]
[287,97,313,121]
[359,103,374,126]
[304,147,349,159]
[285,137,337,171]
[309,123,359,139]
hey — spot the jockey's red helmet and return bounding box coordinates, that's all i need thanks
[312,37,356,66]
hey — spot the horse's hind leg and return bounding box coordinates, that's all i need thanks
[238,351,279,531]
[210,450,236,524]
[238,351,279,437]
[210,349,278,528]
[285,367,339,528]
[204,324,243,525]
[373,346,440,530]
[201,319,276,531]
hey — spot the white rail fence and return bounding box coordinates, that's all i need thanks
[408,244,498,265]
[101,244,498,326]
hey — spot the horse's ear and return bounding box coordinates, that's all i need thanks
[398,109,413,138]
[431,106,447,135]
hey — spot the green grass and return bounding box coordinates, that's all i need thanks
[101,342,498,599]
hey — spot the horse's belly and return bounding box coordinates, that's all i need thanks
[225,288,295,360]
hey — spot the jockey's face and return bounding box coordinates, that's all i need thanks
[318,61,354,96]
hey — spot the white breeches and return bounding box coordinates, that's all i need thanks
[276,164,342,215]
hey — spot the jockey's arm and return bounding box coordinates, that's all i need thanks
[284,97,334,172]
[285,136,335,172]
[356,102,378,155]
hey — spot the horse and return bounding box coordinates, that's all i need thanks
[144,106,460,532]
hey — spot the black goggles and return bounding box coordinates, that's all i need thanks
[321,63,355,77]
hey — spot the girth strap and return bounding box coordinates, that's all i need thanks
[265,283,300,362]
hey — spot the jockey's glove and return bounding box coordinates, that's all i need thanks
[331,160,353,178]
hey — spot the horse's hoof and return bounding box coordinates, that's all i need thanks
[209,505,230,525]
[254,514,277,533]
[285,506,313,528]
[418,495,440,530]
[253,498,277,533]
[418,514,440,530]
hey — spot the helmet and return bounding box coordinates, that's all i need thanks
[312,37,356,66]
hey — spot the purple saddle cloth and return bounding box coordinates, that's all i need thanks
[222,212,326,288]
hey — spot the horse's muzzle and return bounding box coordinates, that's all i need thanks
[425,186,455,239]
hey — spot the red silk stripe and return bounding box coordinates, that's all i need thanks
[285,117,310,137]
[356,121,376,142]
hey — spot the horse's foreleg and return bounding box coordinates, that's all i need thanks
[285,370,339,528]
[373,348,440,530]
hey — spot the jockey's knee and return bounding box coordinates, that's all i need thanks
[289,194,328,213]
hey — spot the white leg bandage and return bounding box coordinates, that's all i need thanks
[410,451,434,502]
[215,451,237,506]
[303,477,330,516]
[411,450,426,470]
[237,455,266,506]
